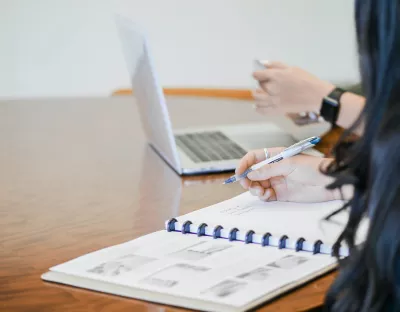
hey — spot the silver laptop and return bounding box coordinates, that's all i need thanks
[115,16,300,175]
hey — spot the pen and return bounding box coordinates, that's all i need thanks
[223,136,321,185]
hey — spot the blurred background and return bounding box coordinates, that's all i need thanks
[0,0,359,99]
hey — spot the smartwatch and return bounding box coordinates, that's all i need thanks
[320,87,346,125]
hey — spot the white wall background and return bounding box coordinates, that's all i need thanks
[0,0,359,98]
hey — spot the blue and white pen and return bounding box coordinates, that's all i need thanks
[223,136,321,185]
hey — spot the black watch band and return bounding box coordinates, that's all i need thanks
[320,87,346,125]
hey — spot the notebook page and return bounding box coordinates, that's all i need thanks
[48,230,336,310]
[171,192,368,254]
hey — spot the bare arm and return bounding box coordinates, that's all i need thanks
[336,91,365,135]
[252,62,365,135]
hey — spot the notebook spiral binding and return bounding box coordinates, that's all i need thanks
[166,218,331,255]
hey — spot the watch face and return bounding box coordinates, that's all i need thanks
[321,97,339,124]
[320,88,344,124]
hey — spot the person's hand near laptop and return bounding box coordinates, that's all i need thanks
[252,61,334,114]
[237,60,359,202]
[252,61,365,135]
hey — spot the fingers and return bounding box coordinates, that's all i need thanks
[236,148,285,190]
[263,147,285,158]
[235,149,267,176]
[247,158,292,181]
[252,61,288,82]
[253,69,277,82]
[259,188,277,201]
[256,60,287,70]
[236,148,285,175]
[236,149,266,190]
[249,179,271,194]
[252,88,266,96]
[248,184,277,202]
[240,178,251,190]
[254,106,271,115]
[252,89,269,102]
[266,61,287,69]
[249,182,263,196]
[252,89,272,110]
[252,92,280,114]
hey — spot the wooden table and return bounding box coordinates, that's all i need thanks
[0,96,341,311]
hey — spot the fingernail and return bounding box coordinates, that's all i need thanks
[264,189,270,198]
[261,60,269,67]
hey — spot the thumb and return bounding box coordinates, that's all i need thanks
[265,61,288,69]
[247,159,292,181]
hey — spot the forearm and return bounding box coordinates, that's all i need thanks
[336,92,365,135]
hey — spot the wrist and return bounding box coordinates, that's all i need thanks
[336,92,366,133]
[315,83,335,112]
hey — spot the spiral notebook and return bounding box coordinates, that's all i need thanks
[42,192,368,312]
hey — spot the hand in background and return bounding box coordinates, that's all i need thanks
[235,147,338,203]
[252,61,335,115]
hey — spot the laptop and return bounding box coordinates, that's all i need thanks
[115,16,316,175]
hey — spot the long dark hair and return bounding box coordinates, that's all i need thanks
[323,0,400,311]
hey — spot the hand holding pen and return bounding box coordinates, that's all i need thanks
[224,137,338,202]
[224,136,320,184]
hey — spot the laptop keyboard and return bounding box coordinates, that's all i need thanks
[174,131,247,163]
